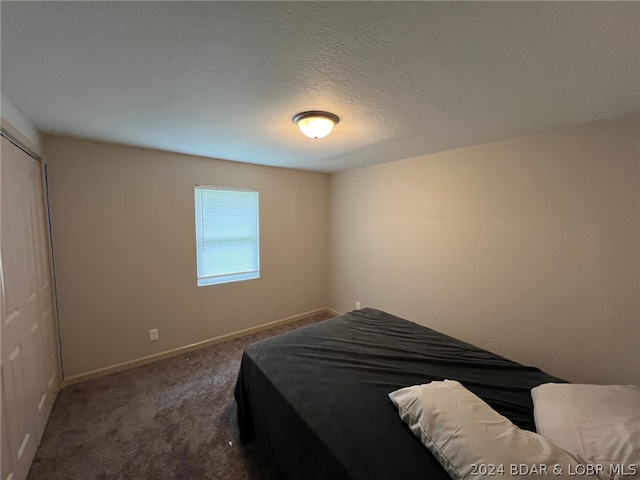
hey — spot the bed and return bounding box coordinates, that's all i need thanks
[234,308,563,480]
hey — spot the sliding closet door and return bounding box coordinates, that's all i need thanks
[1,135,60,480]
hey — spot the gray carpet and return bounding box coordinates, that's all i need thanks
[28,311,334,480]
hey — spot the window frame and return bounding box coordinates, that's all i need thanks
[194,185,260,287]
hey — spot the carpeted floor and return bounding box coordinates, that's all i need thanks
[27,311,334,480]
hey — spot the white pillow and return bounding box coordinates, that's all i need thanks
[531,383,640,472]
[389,380,600,480]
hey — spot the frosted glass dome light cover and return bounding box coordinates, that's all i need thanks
[293,111,339,139]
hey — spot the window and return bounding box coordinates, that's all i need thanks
[194,186,260,286]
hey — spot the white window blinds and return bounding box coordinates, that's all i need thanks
[194,186,260,286]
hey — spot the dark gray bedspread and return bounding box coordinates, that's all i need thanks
[235,308,563,480]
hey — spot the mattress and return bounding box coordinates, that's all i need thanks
[234,308,563,479]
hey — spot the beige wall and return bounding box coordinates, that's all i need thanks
[44,115,639,384]
[43,135,329,378]
[329,115,639,385]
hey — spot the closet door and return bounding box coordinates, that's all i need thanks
[1,135,60,480]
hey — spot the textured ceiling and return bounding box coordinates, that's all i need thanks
[1,2,638,173]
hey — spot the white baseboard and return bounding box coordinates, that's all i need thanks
[63,307,336,387]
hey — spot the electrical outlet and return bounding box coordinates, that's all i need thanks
[356,301,361,310]
[149,329,159,341]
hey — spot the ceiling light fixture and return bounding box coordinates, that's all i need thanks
[293,111,340,139]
